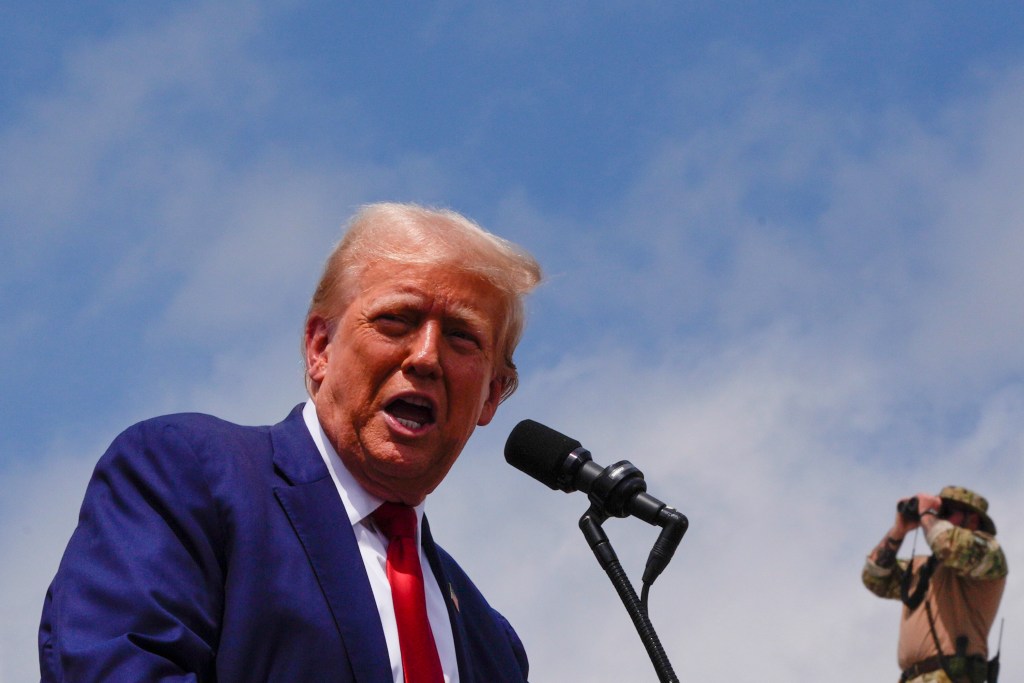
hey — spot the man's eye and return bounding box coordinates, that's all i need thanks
[374,315,410,334]
[448,329,481,347]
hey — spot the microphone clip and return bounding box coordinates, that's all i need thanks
[586,457,648,518]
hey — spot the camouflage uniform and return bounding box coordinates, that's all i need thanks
[863,523,1008,597]
[908,672,958,683]
[863,487,1007,683]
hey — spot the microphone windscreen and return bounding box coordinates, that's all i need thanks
[504,419,582,490]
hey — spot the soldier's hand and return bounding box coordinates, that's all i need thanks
[915,493,943,515]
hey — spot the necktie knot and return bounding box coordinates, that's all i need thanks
[373,502,417,541]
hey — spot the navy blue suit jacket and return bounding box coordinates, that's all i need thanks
[39,405,528,682]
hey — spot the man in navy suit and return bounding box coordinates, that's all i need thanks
[39,202,542,682]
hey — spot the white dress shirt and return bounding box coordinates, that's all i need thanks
[303,400,459,683]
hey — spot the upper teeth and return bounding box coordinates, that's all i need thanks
[403,396,431,408]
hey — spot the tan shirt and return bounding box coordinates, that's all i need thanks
[895,555,1005,669]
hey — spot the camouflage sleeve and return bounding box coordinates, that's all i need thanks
[926,520,1008,580]
[862,556,909,599]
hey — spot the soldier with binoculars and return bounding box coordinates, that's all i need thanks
[863,486,1007,683]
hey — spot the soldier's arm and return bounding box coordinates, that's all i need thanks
[863,496,926,598]
[862,528,909,599]
[924,519,1008,580]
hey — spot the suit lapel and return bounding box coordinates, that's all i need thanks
[421,517,474,682]
[271,406,392,683]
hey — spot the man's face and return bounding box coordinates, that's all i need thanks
[306,259,506,505]
[945,505,982,531]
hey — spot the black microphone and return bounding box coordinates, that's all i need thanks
[505,419,687,584]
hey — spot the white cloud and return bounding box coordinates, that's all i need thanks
[0,2,270,247]
[0,450,96,683]
[906,70,1024,388]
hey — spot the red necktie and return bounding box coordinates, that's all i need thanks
[372,502,444,683]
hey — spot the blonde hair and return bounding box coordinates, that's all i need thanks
[305,202,542,401]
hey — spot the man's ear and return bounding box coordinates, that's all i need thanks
[305,316,331,384]
[476,374,505,427]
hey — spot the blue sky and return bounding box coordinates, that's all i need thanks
[3,2,1024,680]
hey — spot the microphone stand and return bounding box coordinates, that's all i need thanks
[576,461,686,683]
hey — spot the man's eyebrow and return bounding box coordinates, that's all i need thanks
[368,291,422,306]
[367,292,492,329]
[444,300,493,331]
[363,290,431,314]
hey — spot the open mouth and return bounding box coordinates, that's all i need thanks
[385,395,436,430]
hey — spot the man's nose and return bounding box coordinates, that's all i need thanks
[402,322,442,377]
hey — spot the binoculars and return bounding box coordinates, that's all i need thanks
[897,497,946,522]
